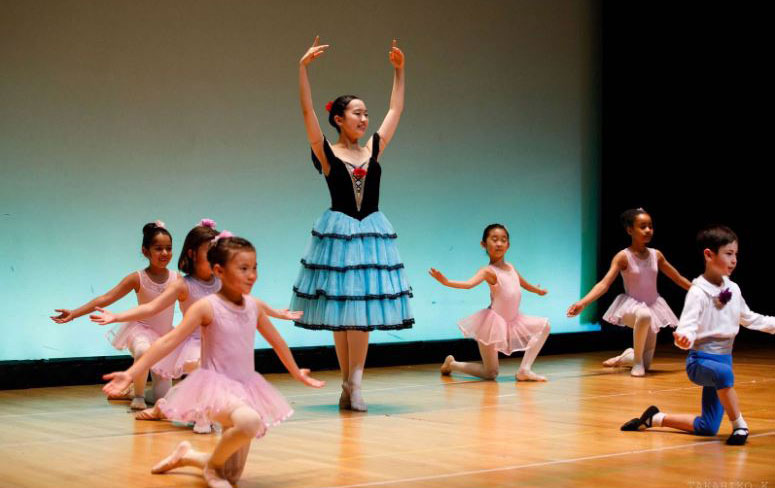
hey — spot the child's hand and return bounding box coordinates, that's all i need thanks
[90,307,116,325]
[673,332,691,349]
[51,309,75,324]
[300,35,329,66]
[102,371,132,396]
[388,39,404,69]
[275,309,303,321]
[296,368,325,388]
[428,267,448,285]
[535,286,548,296]
[566,302,585,317]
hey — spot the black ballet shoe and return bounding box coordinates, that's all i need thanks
[620,405,659,431]
[726,428,749,445]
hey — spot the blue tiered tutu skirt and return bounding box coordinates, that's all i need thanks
[291,209,414,331]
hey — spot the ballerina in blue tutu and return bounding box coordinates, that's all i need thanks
[292,36,413,411]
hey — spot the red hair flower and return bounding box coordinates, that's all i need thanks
[325,100,334,112]
[353,167,367,178]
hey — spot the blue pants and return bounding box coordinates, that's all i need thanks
[686,350,735,436]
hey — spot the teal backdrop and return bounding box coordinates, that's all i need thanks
[0,0,600,361]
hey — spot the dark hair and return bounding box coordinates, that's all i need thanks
[697,225,738,254]
[482,223,510,242]
[207,236,255,268]
[328,95,361,133]
[620,208,649,229]
[178,225,219,274]
[142,222,172,249]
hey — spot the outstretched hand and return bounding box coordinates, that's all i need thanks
[90,307,116,325]
[275,309,304,321]
[102,371,133,397]
[673,331,691,349]
[388,39,404,69]
[51,309,75,324]
[428,267,448,285]
[296,368,325,388]
[534,286,548,296]
[566,302,585,317]
[300,35,329,66]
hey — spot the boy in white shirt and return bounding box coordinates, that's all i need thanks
[620,225,775,445]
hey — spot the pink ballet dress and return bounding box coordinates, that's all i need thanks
[458,265,548,355]
[107,270,177,352]
[159,294,293,433]
[151,275,221,379]
[602,248,678,332]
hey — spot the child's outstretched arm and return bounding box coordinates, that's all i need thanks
[299,35,330,174]
[376,39,405,152]
[90,276,185,325]
[255,304,324,388]
[517,271,548,296]
[566,252,626,317]
[255,298,303,321]
[740,295,775,334]
[656,250,691,290]
[428,267,496,290]
[52,272,140,324]
[102,300,210,396]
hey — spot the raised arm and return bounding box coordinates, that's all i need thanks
[375,39,405,153]
[517,271,547,296]
[566,252,626,317]
[102,300,211,395]
[255,305,324,388]
[657,250,691,290]
[90,277,186,325]
[299,35,330,175]
[51,272,139,324]
[255,297,303,322]
[429,266,496,290]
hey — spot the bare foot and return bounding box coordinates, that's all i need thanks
[151,441,191,474]
[630,363,646,377]
[440,355,455,375]
[135,399,165,420]
[603,347,634,367]
[203,464,233,488]
[516,369,547,382]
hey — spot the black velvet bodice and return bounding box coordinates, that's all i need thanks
[311,133,382,221]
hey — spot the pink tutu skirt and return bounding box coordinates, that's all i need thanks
[458,309,548,355]
[106,322,162,351]
[159,368,293,434]
[150,334,201,379]
[602,293,678,333]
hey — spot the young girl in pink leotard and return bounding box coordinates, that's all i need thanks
[429,224,551,381]
[52,221,176,409]
[567,208,691,376]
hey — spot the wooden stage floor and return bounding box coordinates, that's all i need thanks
[1,347,773,488]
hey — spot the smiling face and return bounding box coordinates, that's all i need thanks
[626,213,654,245]
[142,233,173,269]
[214,249,257,296]
[481,227,510,261]
[335,99,369,139]
[705,240,738,277]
